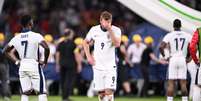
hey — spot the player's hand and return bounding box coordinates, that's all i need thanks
[15,60,20,67]
[159,59,168,65]
[37,61,47,68]
[196,62,200,67]
[87,55,95,66]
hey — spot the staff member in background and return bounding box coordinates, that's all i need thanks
[0,33,11,101]
[140,36,167,97]
[74,37,84,74]
[56,28,80,101]
[116,35,131,96]
[127,34,146,96]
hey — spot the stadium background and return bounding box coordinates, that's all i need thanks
[0,0,201,101]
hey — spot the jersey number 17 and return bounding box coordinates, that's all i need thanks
[174,38,185,50]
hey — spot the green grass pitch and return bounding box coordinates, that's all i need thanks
[0,96,182,101]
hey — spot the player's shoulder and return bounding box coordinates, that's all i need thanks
[30,31,43,38]
[165,31,176,38]
[90,25,100,30]
[112,25,121,31]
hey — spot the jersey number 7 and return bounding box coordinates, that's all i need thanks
[21,40,28,58]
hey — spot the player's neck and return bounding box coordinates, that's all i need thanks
[100,25,107,32]
[174,28,181,31]
[21,28,31,33]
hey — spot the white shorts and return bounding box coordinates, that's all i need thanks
[195,67,201,85]
[93,68,117,91]
[19,66,46,94]
[168,57,187,80]
[187,61,198,84]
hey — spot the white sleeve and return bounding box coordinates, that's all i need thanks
[8,37,16,47]
[163,34,170,43]
[37,34,45,43]
[114,28,121,38]
[85,27,94,41]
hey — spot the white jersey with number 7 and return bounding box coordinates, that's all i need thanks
[8,31,45,71]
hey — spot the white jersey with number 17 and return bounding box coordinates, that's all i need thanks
[163,31,192,57]
[8,31,45,71]
[85,25,121,70]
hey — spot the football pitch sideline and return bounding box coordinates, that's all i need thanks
[0,96,181,101]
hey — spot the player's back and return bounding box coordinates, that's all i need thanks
[9,31,44,71]
[164,31,192,57]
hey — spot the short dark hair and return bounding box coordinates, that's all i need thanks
[100,11,112,20]
[20,15,32,27]
[173,19,181,28]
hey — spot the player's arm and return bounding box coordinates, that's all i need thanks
[149,53,167,64]
[189,30,199,65]
[39,41,50,64]
[3,45,20,65]
[83,40,95,65]
[159,42,167,57]
[55,50,60,72]
[107,28,121,47]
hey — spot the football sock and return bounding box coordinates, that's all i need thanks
[182,96,188,101]
[39,94,47,101]
[167,96,173,101]
[21,95,28,101]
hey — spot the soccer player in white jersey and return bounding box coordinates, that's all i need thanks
[159,19,192,101]
[3,15,50,101]
[83,11,121,101]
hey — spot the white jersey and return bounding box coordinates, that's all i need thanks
[127,43,146,63]
[8,31,44,71]
[85,25,121,70]
[163,31,192,57]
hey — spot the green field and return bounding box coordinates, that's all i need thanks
[0,96,182,101]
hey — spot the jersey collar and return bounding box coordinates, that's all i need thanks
[21,28,31,33]
[100,25,107,32]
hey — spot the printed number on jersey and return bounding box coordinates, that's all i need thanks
[174,38,185,50]
[21,40,28,58]
[101,42,105,50]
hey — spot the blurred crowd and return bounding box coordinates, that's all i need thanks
[0,0,201,99]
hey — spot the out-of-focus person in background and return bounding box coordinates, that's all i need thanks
[56,28,80,101]
[127,34,146,96]
[187,60,198,100]
[140,36,167,97]
[0,33,11,101]
[73,37,84,74]
[189,27,201,101]
[116,35,132,96]
[42,34,57,94]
